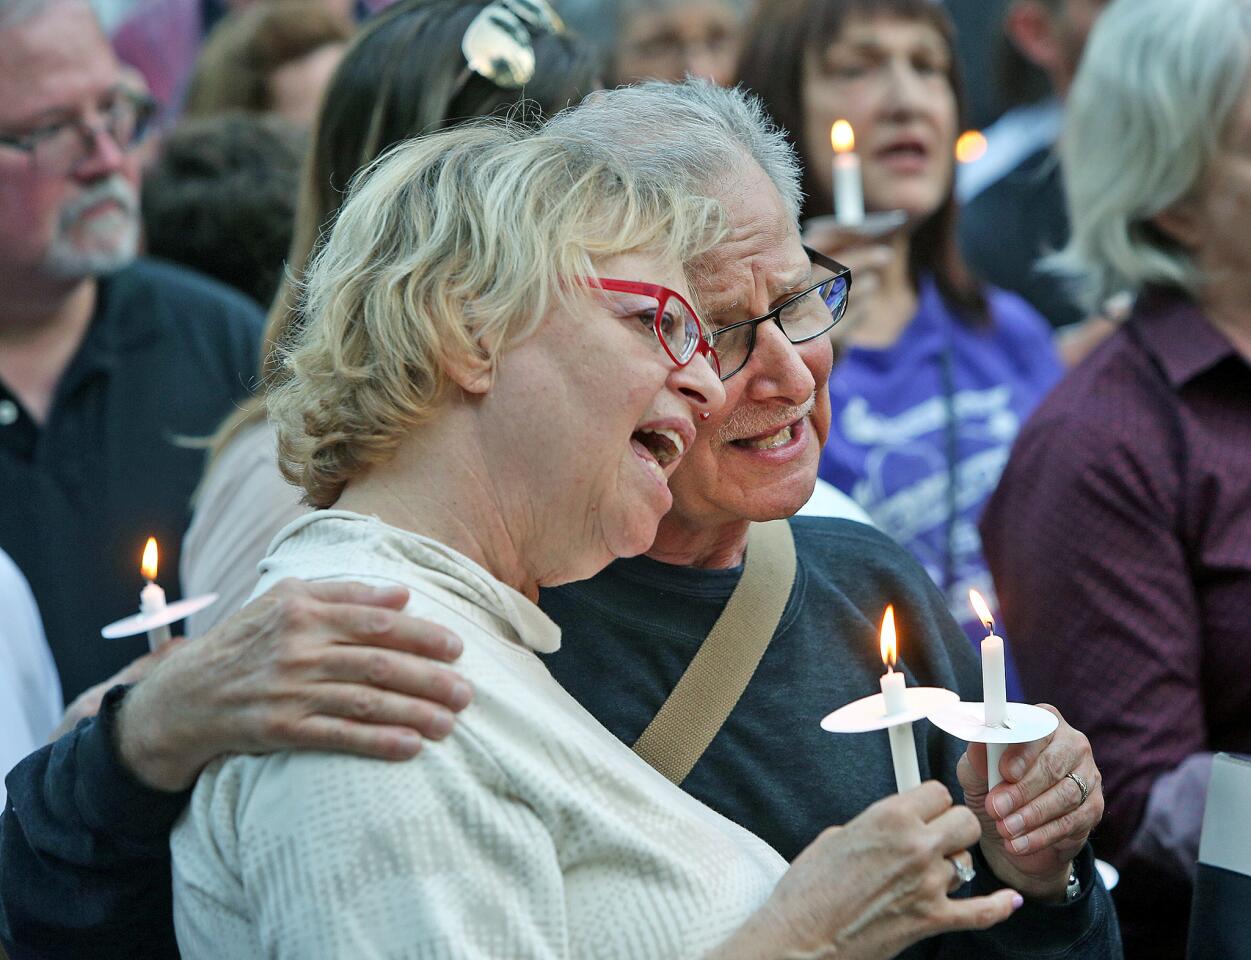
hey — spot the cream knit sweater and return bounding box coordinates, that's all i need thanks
[171,512,786,959]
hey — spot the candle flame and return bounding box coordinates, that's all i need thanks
[955,129,988,164]
[879,604,897,669]
[831,119,855,154]
[968,588,995,633]
[141,537,159,581]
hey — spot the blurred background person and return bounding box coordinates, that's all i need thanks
[736,0,1061,689]
[140,113,305,306]
[981,0,1251,955]
[958,0,1112,361]
[111,0,360,126]
[942,0,1015,132]
[559,0,751,87]
[0,0,263,704]
[0,547,61,811]
[181,0,600,637]
[182,0,352,126]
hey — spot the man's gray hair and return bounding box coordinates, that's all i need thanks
[544,79,803,223]
[1050,0,1251,310]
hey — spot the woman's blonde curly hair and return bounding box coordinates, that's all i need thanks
[267,120,725,508]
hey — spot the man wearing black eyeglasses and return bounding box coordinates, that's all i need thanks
[0,0,263,706]
[544,82,1117,960]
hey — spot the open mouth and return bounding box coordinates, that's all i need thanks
[631,427,687,478]
[730,419,799,451]
[876,139,930,169]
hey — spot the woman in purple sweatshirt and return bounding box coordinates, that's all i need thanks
[737,0,1063,686]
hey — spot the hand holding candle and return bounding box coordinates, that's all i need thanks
[140,537,172,651]
[879,605,922,791]
[928,591,1057,798]
[821,606,957,793]
[830,119,865,226]
[970,589,1008,788]
[102,537,218,643]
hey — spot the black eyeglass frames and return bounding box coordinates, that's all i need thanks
[707,246,852,382]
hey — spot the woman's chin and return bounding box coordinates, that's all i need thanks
[604,504,668,561]
[866,187,945,224]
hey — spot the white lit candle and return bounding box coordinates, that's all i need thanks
[879,605,922,791]
[139,536,172,651]
[831,119,865,226]
[970,589,1008,788]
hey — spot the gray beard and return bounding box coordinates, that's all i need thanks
[44,176,140,279]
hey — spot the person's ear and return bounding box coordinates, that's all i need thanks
[445,332,502,395]
[1004,1,1064,74]
[444,338,496,395]
[1151,197,1203,253]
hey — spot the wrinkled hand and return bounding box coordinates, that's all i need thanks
[50,639,186,742]
[958,704,1104,902]
[115,579,473,792]
[712,782,1021,960]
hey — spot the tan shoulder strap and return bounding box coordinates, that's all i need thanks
[631,518,797,785]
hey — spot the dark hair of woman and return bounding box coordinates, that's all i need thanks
[735,0,986,321]
[207,0,602,460]
[306,0,601,259]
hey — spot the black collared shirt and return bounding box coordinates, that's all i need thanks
[0,258,261,701]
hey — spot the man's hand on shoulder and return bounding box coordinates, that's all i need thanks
[114,579,472,792]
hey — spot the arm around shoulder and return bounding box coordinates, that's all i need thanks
[0,685,189,960]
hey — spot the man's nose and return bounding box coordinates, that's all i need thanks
[745,321,816,401]
[74,123,127,179]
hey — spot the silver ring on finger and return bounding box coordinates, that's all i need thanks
[1066,771,1090,806]
[949,856,976,886]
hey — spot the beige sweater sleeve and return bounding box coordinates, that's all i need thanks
[173,726,569,959]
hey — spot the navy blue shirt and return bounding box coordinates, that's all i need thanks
[959,147,1083,331]
[0,258,262,701]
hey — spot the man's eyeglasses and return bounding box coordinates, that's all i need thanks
[460,0,565,88]
[0,89,157,175]
[707,247,851,382]
[581,277,721,375]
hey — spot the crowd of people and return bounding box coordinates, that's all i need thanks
[0,0,1246,957]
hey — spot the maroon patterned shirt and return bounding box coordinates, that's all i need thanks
[980,288,1251,952]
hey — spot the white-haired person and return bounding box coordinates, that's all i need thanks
[981,0,1251,956]
[169,121,1024,959]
